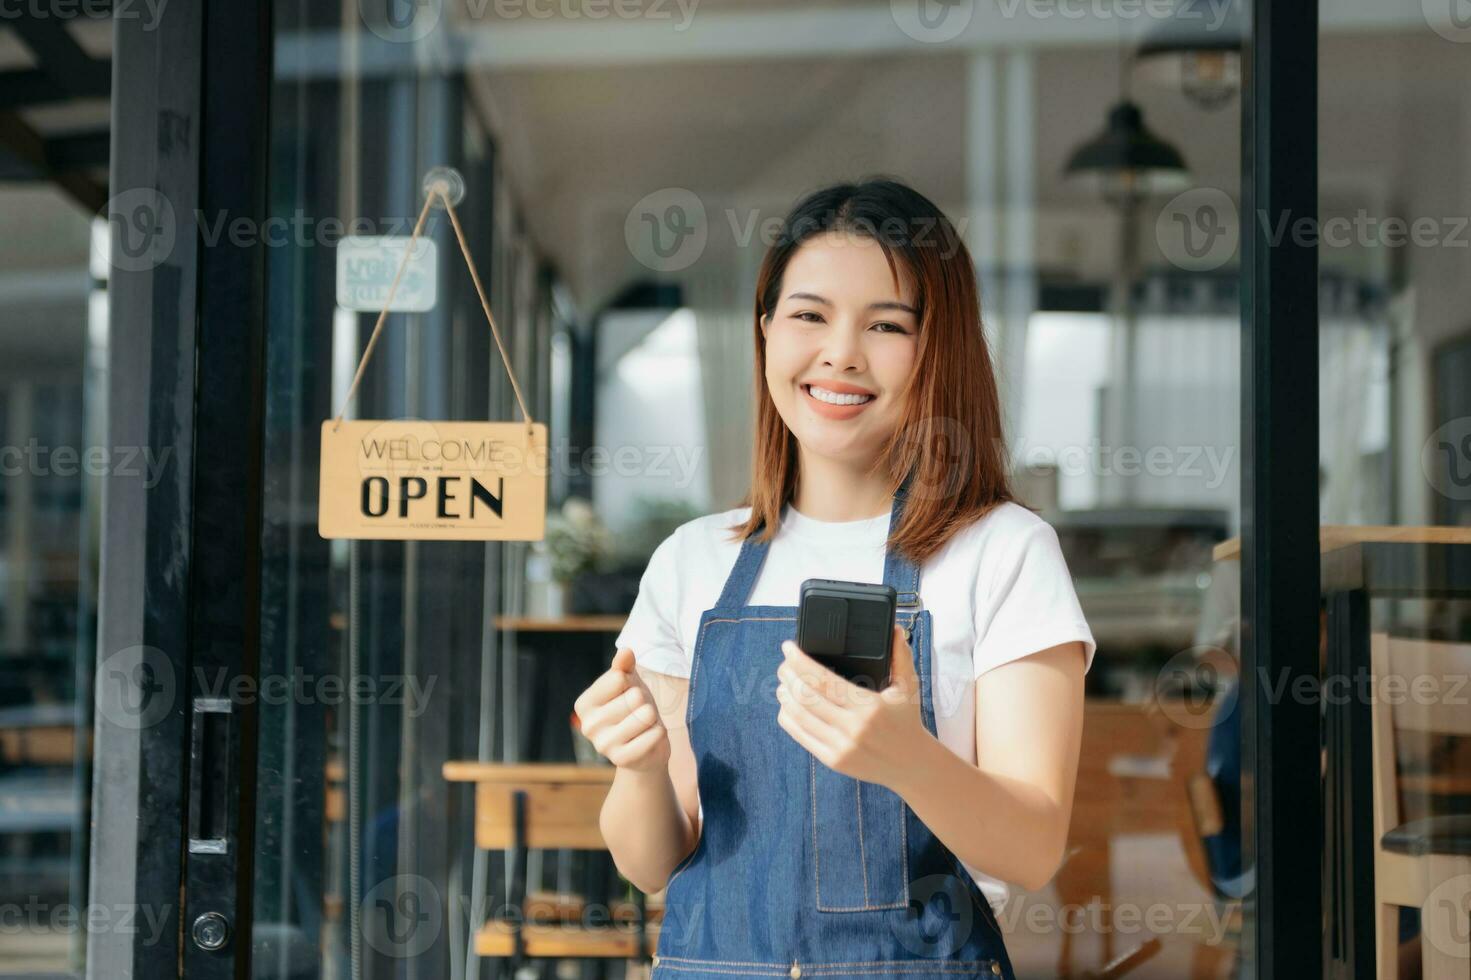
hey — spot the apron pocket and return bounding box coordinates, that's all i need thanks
[810,757,910,912]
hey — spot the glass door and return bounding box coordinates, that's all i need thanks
[88,0,1402,977]
[251,3,1276,978]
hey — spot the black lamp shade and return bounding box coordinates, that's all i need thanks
[1135,0,1245,109]
[1064,100,1190,197]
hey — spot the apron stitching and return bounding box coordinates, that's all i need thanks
[682,612,982,941]
[805,967,996,974]
[813,757,908,910]
[701,616,795,626]
[855,780,870,905]
[803,960,994,969]
[811,616,918,914]
[810,755,822,906]
[656,956,995,971]
[655,964,789,976]
[803,966,997,976]
[657,955,793,966]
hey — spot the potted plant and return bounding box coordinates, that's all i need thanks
[543,497,613,615]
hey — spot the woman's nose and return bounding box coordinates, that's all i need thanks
[819,324,864,370]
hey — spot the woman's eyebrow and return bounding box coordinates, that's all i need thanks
[785,292,918,316]
[869,300,919,315]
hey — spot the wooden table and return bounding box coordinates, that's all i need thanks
[443,762,659,971]
[1212,524,1471,562]
[1215,525,1471,978]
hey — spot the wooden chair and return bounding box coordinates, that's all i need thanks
[1370,634,1471,979]
[443,763,662,971]
[1054,701,1214,977]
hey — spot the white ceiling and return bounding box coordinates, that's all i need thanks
[3,2,1467,348]
[473,33,1461,311]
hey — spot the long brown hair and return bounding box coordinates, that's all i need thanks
[727,177,1017,566]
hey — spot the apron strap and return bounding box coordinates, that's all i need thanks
[884,478,922,609]
[713,510,776,609]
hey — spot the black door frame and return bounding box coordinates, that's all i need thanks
[95,1,1326,976]
[91,0,270,977]
[1240,1,1322,977]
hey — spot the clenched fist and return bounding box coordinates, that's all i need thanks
[574,648,671,773]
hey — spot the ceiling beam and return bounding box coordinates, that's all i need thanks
[0,68,107,111]
[0,111,107,212]
[9,12,112,98]
[47,129,110,170]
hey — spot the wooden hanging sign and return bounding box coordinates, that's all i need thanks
[319,419,546,540]
[317,172,547,542]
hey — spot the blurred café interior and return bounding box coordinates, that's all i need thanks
[2,1,1471,977]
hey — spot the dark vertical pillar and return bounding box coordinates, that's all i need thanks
[1240,1,1322,977]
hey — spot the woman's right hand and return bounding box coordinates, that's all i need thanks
[574,648,671,773]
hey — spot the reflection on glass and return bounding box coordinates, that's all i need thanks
[0,194,104,977]
[1318,17,1471,980]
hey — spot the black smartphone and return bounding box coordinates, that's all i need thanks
[795,578,897,690]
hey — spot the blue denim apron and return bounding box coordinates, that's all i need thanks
[651,488,1015,979]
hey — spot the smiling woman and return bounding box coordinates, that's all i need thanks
[738,180,1016,558]
[580,178,1094,980]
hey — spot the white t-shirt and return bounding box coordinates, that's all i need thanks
[615,499,1096,913]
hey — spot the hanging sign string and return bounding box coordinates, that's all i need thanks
[331,176,535,440]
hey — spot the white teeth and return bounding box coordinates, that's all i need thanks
[806,385,874,406]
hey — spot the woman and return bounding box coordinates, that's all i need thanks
[573,178,1095,979]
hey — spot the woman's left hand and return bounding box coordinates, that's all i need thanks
[775,625,929,789]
